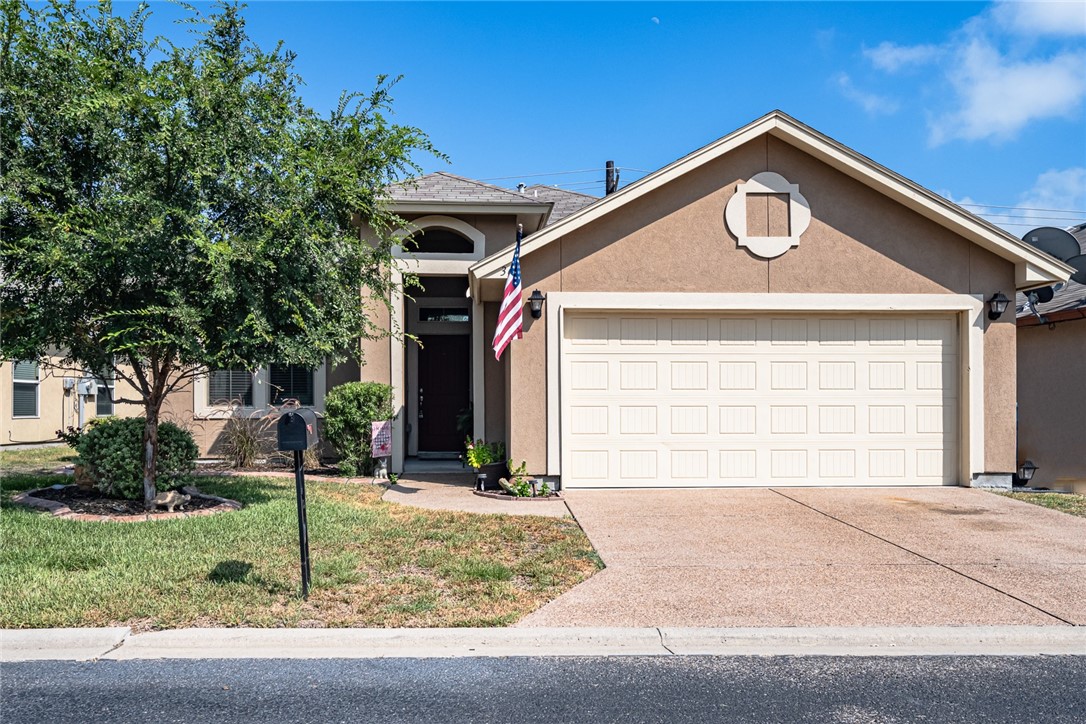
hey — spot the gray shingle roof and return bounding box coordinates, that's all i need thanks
[1017,223,1086,321]
[386,172,549,206]
[524,185,599,225]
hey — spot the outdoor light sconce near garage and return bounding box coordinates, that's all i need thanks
[987,292,1010,321]
[1017,459,1038,485]
[528,289,547,319]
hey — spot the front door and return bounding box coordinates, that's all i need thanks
[417,334,470,452]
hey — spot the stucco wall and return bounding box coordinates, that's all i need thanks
[1017,320,1086,488]
[1,358,142,446]
[510,135,1017,477]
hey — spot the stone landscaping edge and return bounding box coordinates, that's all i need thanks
[473,490,563,502]
[3,626,1085,662]
[10,484,243,523]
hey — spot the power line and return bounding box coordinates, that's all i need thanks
[476,167,651,182]
[955,202,1086,215]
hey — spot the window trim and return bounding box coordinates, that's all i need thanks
[193,364,326,419]
[12,360,41,419]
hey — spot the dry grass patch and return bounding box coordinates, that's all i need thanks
[0,474,600,630]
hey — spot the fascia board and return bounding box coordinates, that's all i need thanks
[470,110,1073,289]
[390,201,551,216]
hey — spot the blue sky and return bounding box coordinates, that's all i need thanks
[133,1,1085,233]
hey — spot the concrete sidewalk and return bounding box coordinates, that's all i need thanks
[4,626,1086,661]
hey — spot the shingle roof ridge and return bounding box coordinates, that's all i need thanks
[431,171,548,204]
[524,184,599,200]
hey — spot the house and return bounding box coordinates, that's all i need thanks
[1016,222,1086,492]
[372,110,1071,489]
[14,111,1073,492]
[0,355,141,446]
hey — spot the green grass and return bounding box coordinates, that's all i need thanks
[0,474,600,630]
[996,491,1086,518]
[1,446,75,475]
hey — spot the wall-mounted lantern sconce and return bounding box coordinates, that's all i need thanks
[528,289,546,319]
[987,292,1010,321]
[1016,459,1038,485]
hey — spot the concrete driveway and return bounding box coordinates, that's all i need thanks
[518,487,1086,628]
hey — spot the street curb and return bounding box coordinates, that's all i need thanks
[1,628,130,661]
[3,626,1084,661]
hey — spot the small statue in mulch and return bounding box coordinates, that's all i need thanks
[152,490,191,512]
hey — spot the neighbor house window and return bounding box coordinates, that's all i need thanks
[269,364,314,406]
[12,361,40,418]
[208,368,254,406]
[96,366,115,417]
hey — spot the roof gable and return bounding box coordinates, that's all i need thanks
[470,111,1073,292]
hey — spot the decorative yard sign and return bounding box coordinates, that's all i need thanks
[371,420,392,458]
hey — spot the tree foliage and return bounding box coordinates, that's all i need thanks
[1,1,440,506]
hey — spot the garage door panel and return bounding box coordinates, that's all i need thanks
[563,312,960,488]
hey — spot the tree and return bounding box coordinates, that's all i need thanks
[1,1,440,507]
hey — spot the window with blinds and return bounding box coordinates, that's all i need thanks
[208,369,254,406]
[13,361,40,418]
[270,365,314,406]
[96,369,115,417]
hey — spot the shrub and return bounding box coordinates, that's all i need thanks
[75,417,198,499]
[323,382,393,476]
[464,438,505,469]
[218,403,267,469]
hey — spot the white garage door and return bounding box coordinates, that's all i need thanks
[561,312,960,487]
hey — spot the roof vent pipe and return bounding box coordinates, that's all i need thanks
[605,161,619,195]
[516,182,526,193]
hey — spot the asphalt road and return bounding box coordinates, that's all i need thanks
[4,656,1084,723]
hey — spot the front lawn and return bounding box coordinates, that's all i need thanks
[996,491,1086,519]
[0,474,600,630]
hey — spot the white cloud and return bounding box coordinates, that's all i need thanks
[834,73,900,116]
[1019,167,1086,215]
[992,1,1086,37]
[863,42,942,72]
[930,39,1086,144]
[862,3,1086,145]
[942,167,1085,233]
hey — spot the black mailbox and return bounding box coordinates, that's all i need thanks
[277,408,320,451]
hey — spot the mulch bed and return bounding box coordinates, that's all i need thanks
[12,484,242,522]
[31,486,222,516]
[197,461,347,478]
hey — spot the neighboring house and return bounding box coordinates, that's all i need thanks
[406,110,1071,490]
[0,356,141,446]
[1016,222,1086,492]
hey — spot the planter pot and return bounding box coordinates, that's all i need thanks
[474,462,508,490]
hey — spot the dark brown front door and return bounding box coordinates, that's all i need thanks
[417,334,470,452]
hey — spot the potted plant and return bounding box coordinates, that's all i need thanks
[464,437,506,486]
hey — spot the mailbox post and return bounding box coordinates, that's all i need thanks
[277,409,320,598]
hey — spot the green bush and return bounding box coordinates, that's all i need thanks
[323,382,393,476]
[75,417,198,499]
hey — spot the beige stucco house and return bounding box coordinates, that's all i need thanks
[15,112,1072,491]
[1016,223,1086,492]
[379,111,1071,489]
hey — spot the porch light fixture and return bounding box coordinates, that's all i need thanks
[528,289,546,319]
[1017,459,1038,484]
[987,292,1010,321]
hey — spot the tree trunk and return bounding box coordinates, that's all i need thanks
[142,399,161,510]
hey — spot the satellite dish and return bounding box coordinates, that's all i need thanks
[1022,227,1080,261]
[1031,286,1055,304]
[1065,254,1086,285]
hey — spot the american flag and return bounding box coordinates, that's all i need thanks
[492,224,524,360]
